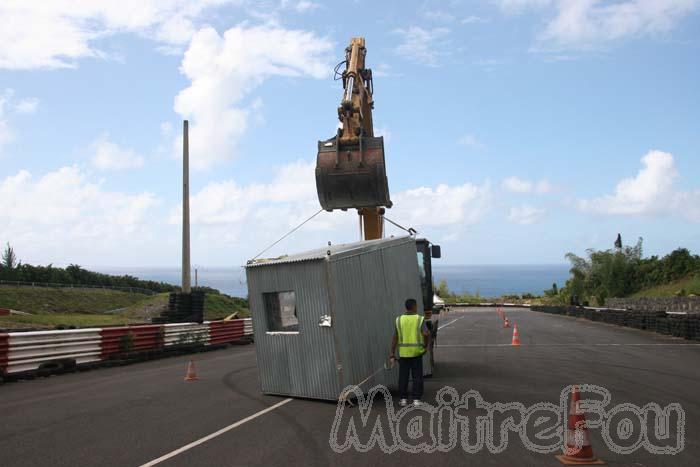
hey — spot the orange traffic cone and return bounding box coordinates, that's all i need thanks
[511,324,521,346]
[503,317,510,328]
[555,386,604,464]
[184,359,198,381]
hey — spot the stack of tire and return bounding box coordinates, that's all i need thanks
[689,314,700,341]
[152,291,205,324]
[667,314,690,339]
[655,315,671,335]
[588,309,601,322]
[532,305,700,342]
[567,307,584,318]
[641,310,665,331]
[599,309,626,326]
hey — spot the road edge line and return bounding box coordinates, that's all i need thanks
[140,397,293,466]
[438,317,463,330]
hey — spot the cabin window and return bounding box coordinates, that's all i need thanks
[263,291,299,332]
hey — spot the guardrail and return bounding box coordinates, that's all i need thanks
[0,318,253,380]
[6,328,102,374]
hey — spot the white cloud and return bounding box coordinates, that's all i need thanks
[423,10,457,22]
[393,26,451,66]
[457,133,485,149]
[15,97,39,114]
[508,204,545,224]
[172,159,492,256]
[494,0,700,50]
[502,176,553,193]
[0,94,13,149]
[391,183,492,232]
[169,160,356,254]
[461,15,489,24]
[173,25,332,169]
[90,135,145,171]
[291,0,321,12]
[502,176,532,193]
[540,0,699,50]
[495,0,553,14]
[0,89,39,153]
[0,121,11,150]
[0,166,158,263]
[578,149,700,222]
[0,1,243,70]
[172,160,317,225]
[534,179,553,193]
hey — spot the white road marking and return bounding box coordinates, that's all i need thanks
[437,343,700,347]
[438,317,464,330]
[140,398,293,466]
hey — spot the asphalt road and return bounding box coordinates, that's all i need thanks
[1,308,699,466]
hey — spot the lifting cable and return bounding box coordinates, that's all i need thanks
[383,215,417,236]
[249,210,417,263]
[249,208,324,262]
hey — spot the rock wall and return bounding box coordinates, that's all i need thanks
[605,297,700,313]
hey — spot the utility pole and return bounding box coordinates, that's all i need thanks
[182,120,191,293]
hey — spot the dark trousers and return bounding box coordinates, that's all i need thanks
[398,355,424,400]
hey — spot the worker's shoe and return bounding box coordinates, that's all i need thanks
[398,398,408,407]
[412,400,423,406]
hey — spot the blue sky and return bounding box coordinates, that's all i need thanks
[1,0,699,268]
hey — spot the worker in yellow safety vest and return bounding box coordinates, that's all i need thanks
[389,298,430,407]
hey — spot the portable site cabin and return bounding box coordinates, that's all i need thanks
[245,235,429,401]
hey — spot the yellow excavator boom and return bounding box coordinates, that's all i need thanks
[315,37,391,241]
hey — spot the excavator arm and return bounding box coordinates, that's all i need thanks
[315,36,443,313]
[315,37,391,240]
[338,37,375,143]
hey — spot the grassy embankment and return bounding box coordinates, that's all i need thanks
[631,274,700,297]
[0,286,249,329]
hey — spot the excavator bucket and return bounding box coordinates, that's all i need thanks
[315,135,392,211]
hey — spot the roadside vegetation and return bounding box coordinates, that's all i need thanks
[0,286,151,314]
[0,242,175,293]
[559,237,700,306]
[204,293,250,319]
[0,287,250,330]
[630,274,700,298]
[435,236,700,307]
[0,243,249,330]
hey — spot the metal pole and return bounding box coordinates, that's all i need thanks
[358,210,363,241]
[182,120,192,294]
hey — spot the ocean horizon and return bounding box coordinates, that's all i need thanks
[96,264,571,298]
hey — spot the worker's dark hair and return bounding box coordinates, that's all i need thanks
[405,298,417,310]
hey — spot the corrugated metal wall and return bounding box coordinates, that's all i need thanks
[331,237,423,392]
[246,260,340,400]
[246,236,424,401]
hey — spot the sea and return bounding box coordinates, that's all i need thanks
[97,264,571,299]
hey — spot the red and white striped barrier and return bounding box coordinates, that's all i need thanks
[0,318,252,378]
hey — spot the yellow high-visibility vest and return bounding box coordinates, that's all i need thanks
[395,314,425,358]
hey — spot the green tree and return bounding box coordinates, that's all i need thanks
[435,279,450,298]
[2,242,18,270]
